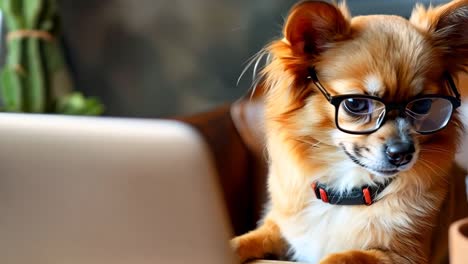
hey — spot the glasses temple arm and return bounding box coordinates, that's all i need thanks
[445,72,461,101]
[308,68,332,101]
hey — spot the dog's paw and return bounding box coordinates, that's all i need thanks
[230,236,261,263]
[231,220,285,263]
[319,250,388,264]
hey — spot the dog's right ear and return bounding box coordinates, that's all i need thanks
[284,1,350,56]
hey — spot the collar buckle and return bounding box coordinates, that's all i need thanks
[362,186,372,206]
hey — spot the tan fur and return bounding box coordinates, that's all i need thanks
[458,72,468,98]
[233,1,468,264]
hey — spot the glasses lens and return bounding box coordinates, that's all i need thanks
[337,97,386,133]
[406,97,453,133]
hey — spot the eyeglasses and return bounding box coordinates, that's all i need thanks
[308,69,462,135]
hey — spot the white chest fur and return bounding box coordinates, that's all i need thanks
[275,198,413,263]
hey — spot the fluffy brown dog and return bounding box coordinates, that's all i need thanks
[232,1,468,263]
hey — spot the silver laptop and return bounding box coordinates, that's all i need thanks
[0,113,237,264]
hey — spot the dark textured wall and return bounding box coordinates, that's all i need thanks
[59,0,449,118]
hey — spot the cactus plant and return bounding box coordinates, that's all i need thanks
[0,0,103,115]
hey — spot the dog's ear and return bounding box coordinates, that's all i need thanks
[410,0,468,73]
[284,1,350,56]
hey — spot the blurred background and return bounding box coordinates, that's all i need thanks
[57,0,449,118]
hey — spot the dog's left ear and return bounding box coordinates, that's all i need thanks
[410,0,468,73]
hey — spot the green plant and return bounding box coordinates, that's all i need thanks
[0,0,103,115]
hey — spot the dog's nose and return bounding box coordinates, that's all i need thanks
[385,141,415,167]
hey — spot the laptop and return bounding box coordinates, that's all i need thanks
[0,113,237,264]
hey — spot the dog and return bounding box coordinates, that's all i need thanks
[231,1,468,263]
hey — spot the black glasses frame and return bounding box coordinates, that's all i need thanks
[308,68,462,135]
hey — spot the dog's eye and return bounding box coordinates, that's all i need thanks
[343,98,370,114]
[409,99,432,115]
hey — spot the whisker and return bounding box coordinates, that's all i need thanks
[417,158,449,185]
[419,147,453,153]
[418,158,445,174]
[253,51,267,82]
[237,49,271,100]
[237,49,268,86]
[294,138,322,148]
[419,148,453,157]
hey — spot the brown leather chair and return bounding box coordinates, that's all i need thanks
[176,88,268,236]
